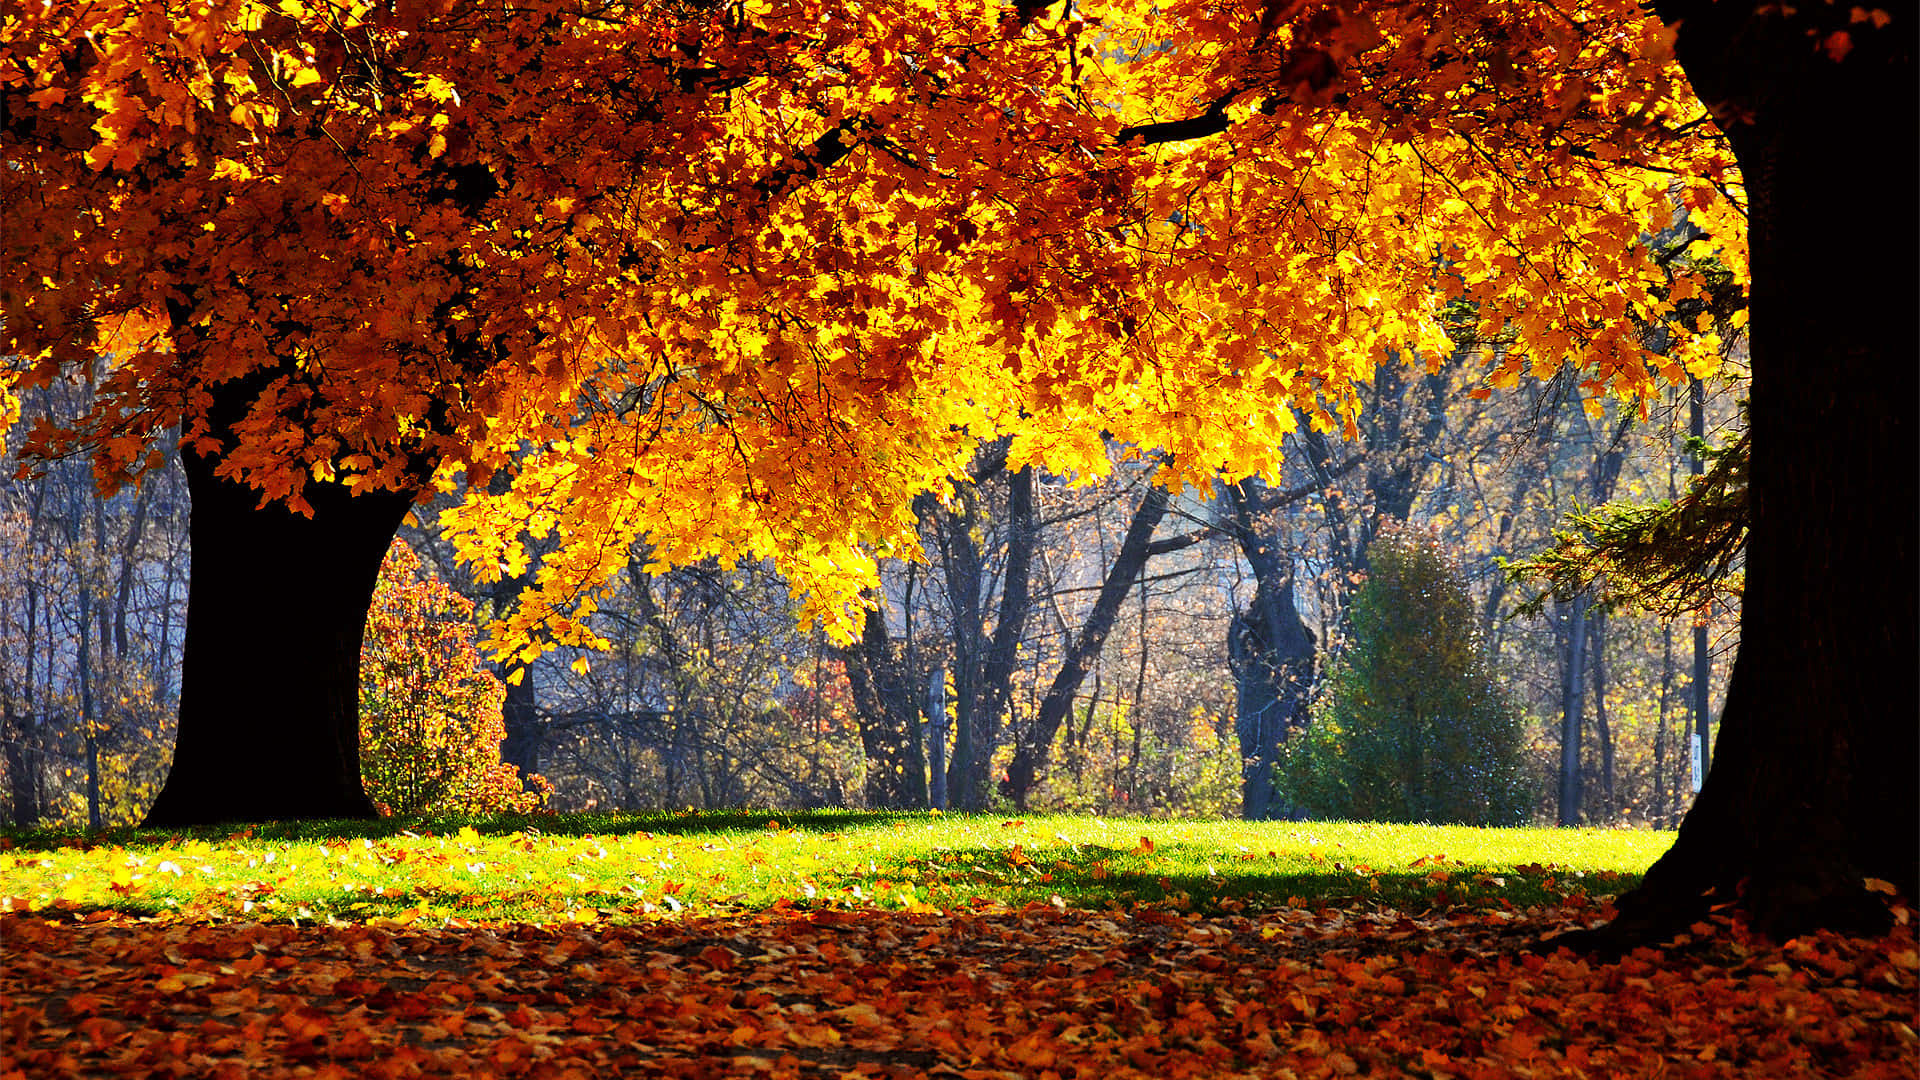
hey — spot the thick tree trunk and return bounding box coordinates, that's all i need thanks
[1593,2,1918,942]
[498,669,542,781]
[141,446,414,825]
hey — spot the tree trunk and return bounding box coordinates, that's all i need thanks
[926,665,948,809]
[1557,593,1588,827]
[842,605,929,809]
[1222,478,1316,820]
[141,445,413,825]
[1689,382,1714,782]
[1594,1,1918,942]
[1002,484,1172,809]
[1591,608,1614,822]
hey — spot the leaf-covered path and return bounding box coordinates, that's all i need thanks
[5,901,1914,1079]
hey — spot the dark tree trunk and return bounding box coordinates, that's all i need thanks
[498,668,541,780]
[141,444,414,826]
[1222,477,1316,820]
[1593,2,1918,942]
[931,453,1034,810]
[842,606,930,809]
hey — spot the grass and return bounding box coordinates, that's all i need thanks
[0,810,1674,926]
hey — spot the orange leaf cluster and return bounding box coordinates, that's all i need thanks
[3,0,1745,647]
[359,543,549,816]
[3,900,1912,1078]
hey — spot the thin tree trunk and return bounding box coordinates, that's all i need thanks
[1003,483,1177,809]
[1654,620,1675,829]
[1557,594,1588,827]
[1689,379,1714,783]
[112,481,152,660]
[926,665,947,810]
[79,547,101,831]
[1592,608,1614,823]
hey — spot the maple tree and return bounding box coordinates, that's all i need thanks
[359,543,547,816]
[0,0,1908,937]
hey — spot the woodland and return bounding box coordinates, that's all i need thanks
[0,0,1914,983]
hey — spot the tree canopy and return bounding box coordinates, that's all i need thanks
[3,0,1742,653]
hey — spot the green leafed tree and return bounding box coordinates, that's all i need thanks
[1282,525,1528,827]
[360,543,548,816]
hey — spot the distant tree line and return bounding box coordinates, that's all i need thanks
[2,356,1742,828]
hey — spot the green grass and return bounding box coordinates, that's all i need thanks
[0,810,1673,926]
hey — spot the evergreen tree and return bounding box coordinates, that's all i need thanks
[1282,525,1528,826]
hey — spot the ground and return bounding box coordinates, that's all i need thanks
[4,897,1914,1079]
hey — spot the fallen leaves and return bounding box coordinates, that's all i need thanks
[4,899,1913,1079]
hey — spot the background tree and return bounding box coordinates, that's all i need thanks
[1280,524,1528,826]
[358,543,546,816]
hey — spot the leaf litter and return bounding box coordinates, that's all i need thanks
[4,894,1914,1079]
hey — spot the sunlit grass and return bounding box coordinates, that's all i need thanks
[0,810,1673,926]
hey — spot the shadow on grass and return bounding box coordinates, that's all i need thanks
[0,808,928,851]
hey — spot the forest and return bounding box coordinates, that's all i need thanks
[0,352,1745,832]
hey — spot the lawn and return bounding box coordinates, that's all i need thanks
[4,813,1914,1078]
[0,811,1671,925]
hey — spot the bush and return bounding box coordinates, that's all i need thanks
[360,543,548,815]
[1280,524,1528,826]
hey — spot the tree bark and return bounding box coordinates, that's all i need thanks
[1688,380,1714,781]
[1556,594,1588,827]
[140,441,414,825]
[1590,1,1918,942]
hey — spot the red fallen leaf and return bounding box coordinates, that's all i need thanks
[277,1007,331,1041]
[1133,836,1155,855]
[699,944,737,970]
[79,1016,125,1051]
[569,1013,608,1035]
[430,1012,468,1039]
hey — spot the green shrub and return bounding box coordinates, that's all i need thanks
[1281,524,1528,826]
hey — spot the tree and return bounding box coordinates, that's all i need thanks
[9,0,1829,920]
[1280,525,1528,826]
[1588,1,1917,941]
[1220,476,1318,821]
[359,542,546,816]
